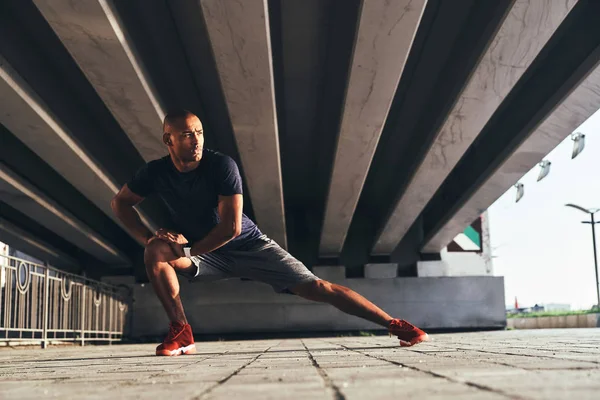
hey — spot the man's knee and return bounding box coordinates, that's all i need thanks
[292,279,334,301]
[144,238,176,266]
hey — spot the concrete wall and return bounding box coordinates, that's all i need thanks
[130,276,506,338]
[418,250,493,277]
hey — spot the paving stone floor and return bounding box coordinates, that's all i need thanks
[1,328,599,399]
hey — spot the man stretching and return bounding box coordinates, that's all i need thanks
[111,109,428,356]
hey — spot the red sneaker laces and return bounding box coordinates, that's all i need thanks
[165,322,185,342]
[390,320,410,330]
[389,320,413,337]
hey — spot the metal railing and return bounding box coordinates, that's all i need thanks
[0,254,130,347]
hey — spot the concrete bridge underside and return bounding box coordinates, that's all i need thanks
[1,0,600,282]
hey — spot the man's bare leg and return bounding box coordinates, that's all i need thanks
[290,280,393,327]
[144,238,195,323]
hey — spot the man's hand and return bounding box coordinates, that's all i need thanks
[146,235,186,258]
[154,229,189,245]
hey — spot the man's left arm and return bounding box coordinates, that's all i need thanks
[187,194,243,256]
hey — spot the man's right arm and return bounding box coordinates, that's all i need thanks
[111,184,154,246]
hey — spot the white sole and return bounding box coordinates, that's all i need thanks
[399,333,430,347]
[158,344,197,356]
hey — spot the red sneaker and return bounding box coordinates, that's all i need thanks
[388,319,429,347]
[156,321,196,356]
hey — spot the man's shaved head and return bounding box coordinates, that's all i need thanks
[162,109,204,167]
[163,109,199,133]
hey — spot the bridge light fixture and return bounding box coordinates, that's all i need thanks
[514,182,524,203]
[571,132,585,159]
[537,160,551,182]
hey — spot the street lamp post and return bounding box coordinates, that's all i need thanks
[565,204,600,309]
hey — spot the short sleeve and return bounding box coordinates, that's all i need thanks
[127,164,154,197]
[216,156,243,196]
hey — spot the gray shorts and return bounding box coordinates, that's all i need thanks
[180,235,319,293]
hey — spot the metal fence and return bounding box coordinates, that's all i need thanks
[0,254,130,347]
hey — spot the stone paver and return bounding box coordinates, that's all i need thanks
[1,328,599,399]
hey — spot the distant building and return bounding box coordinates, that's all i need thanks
[506,302,546,314]
[543,303,571,312]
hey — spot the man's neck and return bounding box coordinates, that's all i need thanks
[170,155,201,173]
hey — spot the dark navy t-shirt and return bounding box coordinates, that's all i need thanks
[127,149,263,249]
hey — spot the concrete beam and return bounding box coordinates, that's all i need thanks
[32,0,166,162]
[0,55,154,237]
[423,63,600,252]
[0,163,128,265]
[199,0,287,247]
[0,217,78,270]
[373,0,577,255]
[312,266,346,283]
[319,0,427,256]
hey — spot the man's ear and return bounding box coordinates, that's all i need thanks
[163,132,172,146]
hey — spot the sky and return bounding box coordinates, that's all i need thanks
[488,108,600,310]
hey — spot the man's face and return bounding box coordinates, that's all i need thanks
[166,116,204,162]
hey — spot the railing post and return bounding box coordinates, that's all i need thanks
[108,295,113,345]
[80,284,85,346]
[42,268,49,349]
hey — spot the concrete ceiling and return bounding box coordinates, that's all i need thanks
[373,0,577,255]
[0,163,127,265]
[1,0,599,280]
[319,0,426,256]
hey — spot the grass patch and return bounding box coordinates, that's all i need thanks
[358,331,375,337]
[336,330,378,337]
[507,309,598,319]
